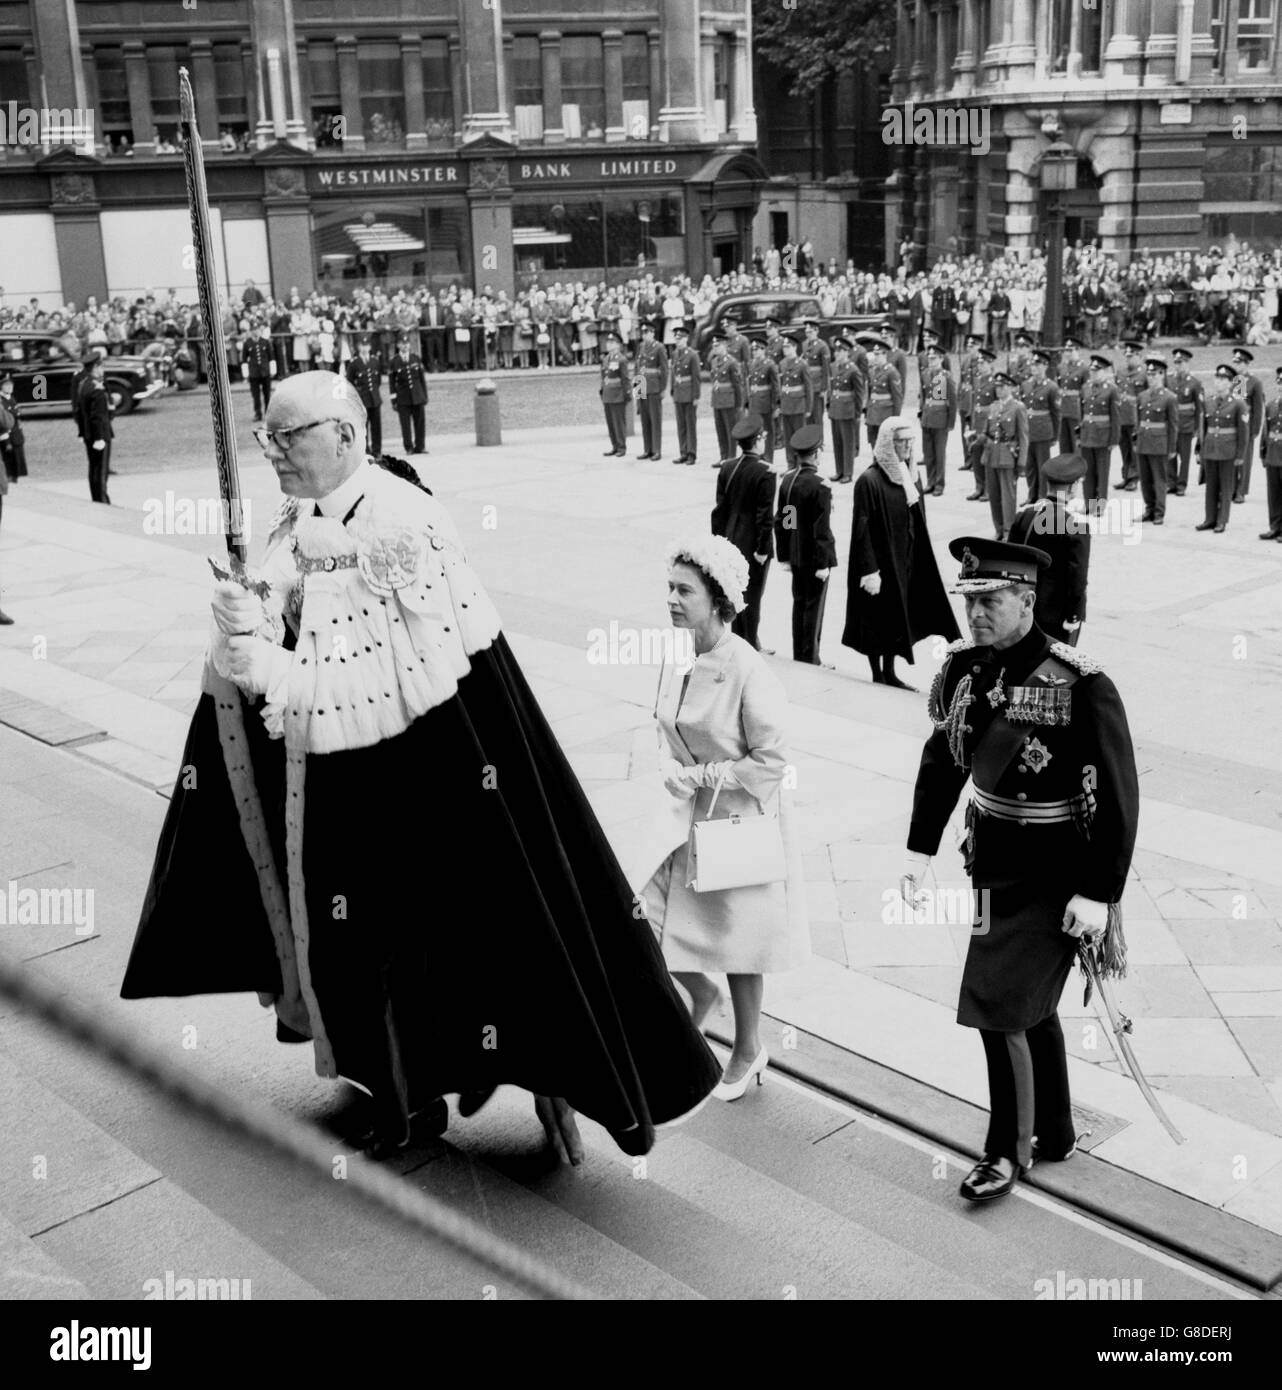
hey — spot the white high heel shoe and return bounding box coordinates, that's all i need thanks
[711,1047,768,1102]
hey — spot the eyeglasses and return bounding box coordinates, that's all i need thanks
[252,418,343,452]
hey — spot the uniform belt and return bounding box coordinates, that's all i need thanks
[971,787,1084,824]
[1206,426,1236,435]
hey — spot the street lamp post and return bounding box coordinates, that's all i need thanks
[1039,140,1078,359]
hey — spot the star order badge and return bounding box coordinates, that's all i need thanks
[1020,736,1053,774]
[960,546,979,578]
[357,527,426,597]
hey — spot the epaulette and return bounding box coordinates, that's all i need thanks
[940,637,974,657]
[1048,640,1103,675]
[268,496,301,535]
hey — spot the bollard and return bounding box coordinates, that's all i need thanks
[474,378,502,446]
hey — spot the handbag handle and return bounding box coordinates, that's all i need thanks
[705,762,730,818]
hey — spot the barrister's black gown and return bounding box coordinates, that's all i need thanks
[121,633,721,1156]
[842,464,960,661]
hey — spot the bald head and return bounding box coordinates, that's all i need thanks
[260,370,368,501]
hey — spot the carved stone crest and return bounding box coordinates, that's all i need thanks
[51,172,95,205]
[265,165,305,198]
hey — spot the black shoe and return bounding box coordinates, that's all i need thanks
[966,491,983,501]
[358,1098,449,1159]
[959,462,972,472]
[603,448,618,456]
[1030,1139,1077,1163]
[882,673,918,692]
[614,450,626,457]
[685,459,696,466]
[830,474,842,482]
[1232,495,1244,504]
[1152,517,1164,525]
[931,486,944,496]
[1195,521,1215,531]
[1141,511,1154,522]
[1214,524,1226,533]
[959,1155,1021,1202]
[671,456,686,465]
[1259,531,1280,540]
[1173,487,1186,496]
[0,609,13,626]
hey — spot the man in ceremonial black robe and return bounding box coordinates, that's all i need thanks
[121,372,721,1163]
[842,417,959,689]
[902,536,1139,1203]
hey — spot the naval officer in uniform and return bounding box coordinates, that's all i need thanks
[903,537,1139,1201]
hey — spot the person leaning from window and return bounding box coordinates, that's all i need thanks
[640,536,810,1102]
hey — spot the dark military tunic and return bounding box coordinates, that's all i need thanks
[909,626,1138,1030]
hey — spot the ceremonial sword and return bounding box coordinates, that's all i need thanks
[1081,943,1186,1145]
[178,67,267,598]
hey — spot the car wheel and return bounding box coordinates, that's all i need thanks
[106,381,135,414]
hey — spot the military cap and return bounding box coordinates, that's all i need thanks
[802,317,821,329]
[733,413,764,441]
[604,329,623,343]
[639,319,656,333]
[833,335,854,351]
[866,335,891,352]
[992,371,1015,386]
[1144,354,1168,371]
[81,354,101,368]
[1121,339,1144,352]
[784,329,805,345]
[1232,347,1254,363]
[1042,453,1087,486]
[947,535,1051,595]
[1062,335,1084,348]
[924,340,944,354]
[922,327,940,341]
[1031,349,1053,364]
[965,332,984,345]
[764,315,782,327]
[1214,363,1237,379]
[978,347,997,361]
[1089,353,1113,369]
[1171,346,1192,361]
[750,335,767,349]
[672,324,689,338]
[1013,331,1032,345]
[712,327,728,340]
[790,423,823,453]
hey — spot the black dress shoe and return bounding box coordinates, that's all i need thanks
[685,458,696,466]
[0,609,13,626]
[1152,517,1164,525]
[959,1155,1021,1202]
[603,448,618,456]
[1214,524,1226,533]
[671,456,685,465]
[1030,1139,1077,1163]
[966,491,983,501]
[614,450,627,457]
[358,1098,449,1159]
[1260,531,1280,540]
[1195,521,1214,531]
[1172,487,1186,496]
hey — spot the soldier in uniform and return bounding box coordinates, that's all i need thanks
[763,315,787,365]
[1056,336,1088,454]
[1008,331,1034,386]
[981,372,1028,541]
[1019,350,1060,506]
[1260,365,1282,541]
[777,333,814,466]
[708,331,746,463]
[712,413,777,650]
[1196,363,1248,535]
[599,329,631,457]
[802,319,832,434]
[1230,346,1265,504]
[865,337,904,452]
[773,423,836,665]
[1134,353,1178,526]
[242,323,275,423]
[669,325,701,466]
[919,342,956,496]
[635,321,669,461]
[1112,339,1146,491]
[746,338,780,467]
[828,336,864,484]
[916,327,952,389]
[388,337,429,456]
[957,333,984,472]
[1167,346,1203,498]
[344,338,383,456]
[903,536,1139,1202]
[0,374,27,483]
[966,348,998,502]
[82,359,113,505]
[876,321,910,388]
[1008,454,1091,646]
[722,316,753,375]
[1077,354,1120,516]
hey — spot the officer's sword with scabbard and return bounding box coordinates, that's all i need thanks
[178,67,268,602]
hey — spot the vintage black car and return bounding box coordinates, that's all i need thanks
[0,331,169,415]
[692,292,883,361]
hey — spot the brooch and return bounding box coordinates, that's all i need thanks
[987,670,1006,708]
[357,528,426,596]
[1020,736,1053,774]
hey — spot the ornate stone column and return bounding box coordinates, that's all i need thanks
[603,29,625,142]
[700,21,718,141]
[1105,0,1144,74]
[401,34,427,151]
[336,35,363,152]
[954,0,977,95]
[26,0,90,152]
[647,29,662,139]
[190,39,220,149]
[736,16,757,142]
[457,0,511,140]
[539,31,563,143]
[123,41,155,154]
[659,0,703,143]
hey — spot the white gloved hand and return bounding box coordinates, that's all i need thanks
[1062,893,1108,940]
[900,850,932,909]
[222,635,291,697]
[684,760,736,791]
[92,439,106,451]
[860,571,882,595]
[211,580,265,636]
[661,758,697,799]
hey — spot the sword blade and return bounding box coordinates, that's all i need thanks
[1084,951,1186,1145]
[179,68,246,565]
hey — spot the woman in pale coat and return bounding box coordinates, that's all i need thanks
[641,536,809,1100]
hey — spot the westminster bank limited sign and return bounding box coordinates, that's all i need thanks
[310,152,701,193]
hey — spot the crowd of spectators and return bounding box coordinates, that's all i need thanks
[3,237,1280,381]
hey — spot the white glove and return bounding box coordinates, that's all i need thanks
[900,851,932,909]
[661,758,697,799]
[860,571,882,595]
[222,635,291,697]
[753,552,768,565]
[815,568,831,582]
[211,580,265,636]
[1062,894,1108,940]
[684,760,737,791]
[92,439,105,451]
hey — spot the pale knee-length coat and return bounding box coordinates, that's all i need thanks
[639,630,810,974]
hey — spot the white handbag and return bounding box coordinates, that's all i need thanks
[687,765,786,893]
